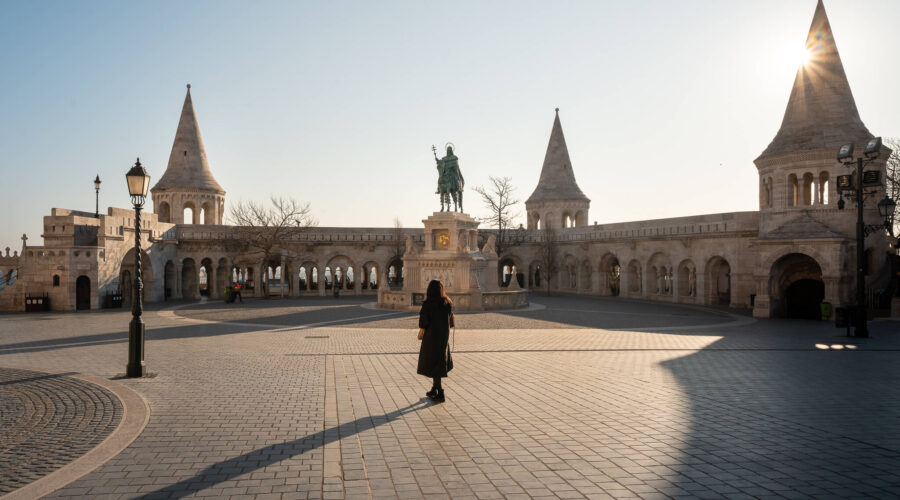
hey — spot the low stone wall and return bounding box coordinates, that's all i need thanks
[378,289,528,311]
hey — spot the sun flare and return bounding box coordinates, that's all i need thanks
[795,46,812,66]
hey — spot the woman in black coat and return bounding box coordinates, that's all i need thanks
[417,280,454,402]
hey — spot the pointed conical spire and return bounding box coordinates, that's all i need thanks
[527,109,589,203]
[759,0,871,158]
[152,85,224,192]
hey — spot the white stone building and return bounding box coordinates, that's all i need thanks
[0,1,895,318]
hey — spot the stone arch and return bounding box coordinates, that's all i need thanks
[802,172,814,205]
[199,257,214,297]
[788,174,799,207]
[705,256,731,305]
[120,248,154,306]
[326,255,355,290]
[599,253,620,296]
[677,259,697,300]
[362,260,380,290]
[386,257,404,289]
[158,201,171,223]
[298,260,318,291]
[819,171,830,204]
[498,254,522,287]
[183,201,197,225]
[201,202,214,225]
[529,260,543,289]
[768,253,824,319]
[648,252,672,296]
[164,260,176,300]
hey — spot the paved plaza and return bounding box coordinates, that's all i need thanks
[1,294,899,499]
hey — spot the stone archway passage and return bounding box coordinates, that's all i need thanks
[769,253,824,319]
[76,276,90,310]
[786,279,825,319]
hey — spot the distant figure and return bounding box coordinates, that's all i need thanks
[233,282,243,303]
[417,279,454,403]
[333,280,340,299]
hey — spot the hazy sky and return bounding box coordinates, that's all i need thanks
[1,0,898,251]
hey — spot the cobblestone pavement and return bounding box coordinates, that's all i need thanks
[0,294,899,499]
[0,367,122,494]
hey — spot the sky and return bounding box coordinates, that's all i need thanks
[1,0,898,251]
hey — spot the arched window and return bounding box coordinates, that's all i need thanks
[158,202,171,223]
[802,173,814,205]
[819,172,830,204]
[788,174,799,207]
[535,216,542,230]
[183,205,195,224]
[53,275,60,287]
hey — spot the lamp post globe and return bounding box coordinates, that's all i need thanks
[125,158,150,378]
[878,196,896,222]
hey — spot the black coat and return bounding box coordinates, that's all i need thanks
[417,298,454,378]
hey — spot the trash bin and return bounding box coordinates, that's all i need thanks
[820,301,832,320]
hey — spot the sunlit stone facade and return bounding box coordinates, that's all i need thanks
[0,1,893,318]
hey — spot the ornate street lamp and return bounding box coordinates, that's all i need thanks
[125,158,150,377]
[94,175,102,218]
[836,137,895,338]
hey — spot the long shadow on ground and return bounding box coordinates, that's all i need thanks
[137,398,435,499]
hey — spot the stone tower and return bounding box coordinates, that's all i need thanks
[525,109,590,229]
[751,0,890,318]
[151,85,225,225]
[754,0,886,239]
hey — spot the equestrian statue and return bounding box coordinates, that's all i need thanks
[432,144,464,212]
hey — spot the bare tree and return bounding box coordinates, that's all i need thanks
[392,217,404,260]
[885,137,899,236]
[537,225,559,296]
[229,196,317,295]
[474,176,525,259]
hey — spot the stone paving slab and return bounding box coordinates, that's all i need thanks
[0,294,898,498]
[0,367,122,494]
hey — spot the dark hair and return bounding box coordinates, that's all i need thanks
[426,279,453,306]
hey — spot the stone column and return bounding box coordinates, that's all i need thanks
[174,262,183,299]
[318,267,326,297]
[292,262,300,297]
[208,265,217,299]
[280,256,286,298]
[256,262,265,298]
[355,265,362,296]
[672,269,681,303]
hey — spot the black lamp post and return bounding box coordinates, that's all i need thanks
[94,175,102,218]
[836,137,896,338]
[125,158,151,377]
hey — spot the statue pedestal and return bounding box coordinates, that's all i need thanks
[377,212,527,311]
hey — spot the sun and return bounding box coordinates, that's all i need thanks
[795,46,812,66]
